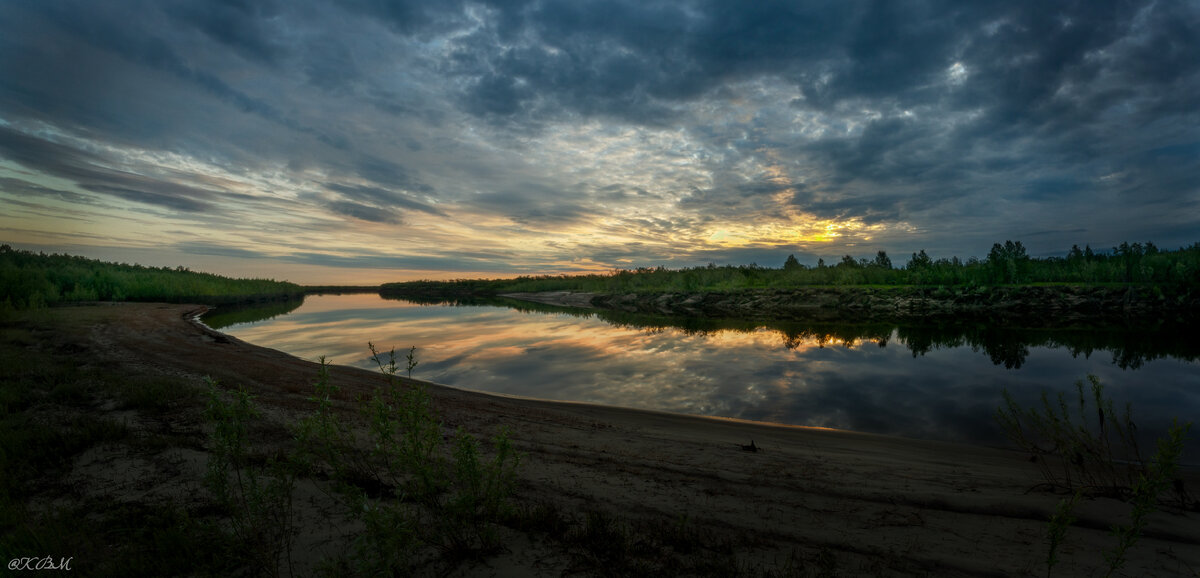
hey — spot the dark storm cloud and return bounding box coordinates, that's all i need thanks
[442,0,1197,231]
[349,157,433,194]
[174,241,533,273]
[1,0,1196,273]
[338,0,471,36]
[285,250,531,273]
[0,1,349,152]
[177,241,271,260]
[452,0,855,124]
[163,0,286,65]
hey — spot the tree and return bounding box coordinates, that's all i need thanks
[988,240,1029,283]
[872,251,892,269]
[783,254,802,271]
[907,250,932,271]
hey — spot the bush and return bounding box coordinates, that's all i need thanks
[995,375,1147,498]
[295,345,522,572]
[204,379,297,577]
[996,377,1192,577]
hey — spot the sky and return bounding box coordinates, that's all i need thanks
[1,0,1198,285]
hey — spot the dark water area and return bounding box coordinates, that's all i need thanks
[208,293,1200,462]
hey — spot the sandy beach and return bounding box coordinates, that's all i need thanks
[12,302,1199,576]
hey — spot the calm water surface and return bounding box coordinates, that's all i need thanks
[210,293,1200,457]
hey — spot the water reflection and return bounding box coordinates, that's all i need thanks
[211,294,1200,459]
[202,298,305,329]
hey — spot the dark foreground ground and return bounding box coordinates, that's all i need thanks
[1,303,1197,576]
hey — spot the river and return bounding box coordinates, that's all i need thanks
[206,293,1200,459]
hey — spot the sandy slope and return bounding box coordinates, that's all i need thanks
[54,303,1200,576]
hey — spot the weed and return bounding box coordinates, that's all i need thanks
[1102,419,1190,577]
[998,378,1192,577]
[204,378,296,577]
[295,344,524,573]
[293,357,378,487]
[996,375,1146,497]
[406,345,418,377]
[1044,492,1081,577]
[345,491,419,576]
[439,426,522,553]
[366,343,446,498]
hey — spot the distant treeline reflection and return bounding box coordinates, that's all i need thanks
[388,294,1197,371]
[202,298,305,330]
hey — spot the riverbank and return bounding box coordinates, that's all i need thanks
[502,284,1200,326]
[3,303,1198,576]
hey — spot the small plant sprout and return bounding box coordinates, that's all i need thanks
[406,345,418,378]
[1045,491,1081,578]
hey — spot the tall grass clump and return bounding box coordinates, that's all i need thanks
[295,345,522,572]
[204,378,296,577]
[366,344,445,499]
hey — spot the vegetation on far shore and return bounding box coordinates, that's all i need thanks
[383,240,1200,296]
[0,245,303,310]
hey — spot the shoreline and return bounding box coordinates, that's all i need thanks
[498,286,1200,326]
[7,302,1199,576]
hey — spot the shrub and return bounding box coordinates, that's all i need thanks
[995,375,1146,497]
[296,345,523,572]
[997,377,1192,577]
[204,378,296,577]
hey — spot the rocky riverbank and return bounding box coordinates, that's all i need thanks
[508,284,1198,325]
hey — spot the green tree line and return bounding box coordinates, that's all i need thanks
[0,245,303,310]
[383,240,1200,296]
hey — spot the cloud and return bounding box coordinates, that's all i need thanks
[176,241,273,260]
[326,183,447,218]
[0,126,217,212]
[0,177,96,206]
[163,0,286,65]
[0,0,1197,279]
[326,200,401,224]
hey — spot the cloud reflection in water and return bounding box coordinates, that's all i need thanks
[219,294,1200,456]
